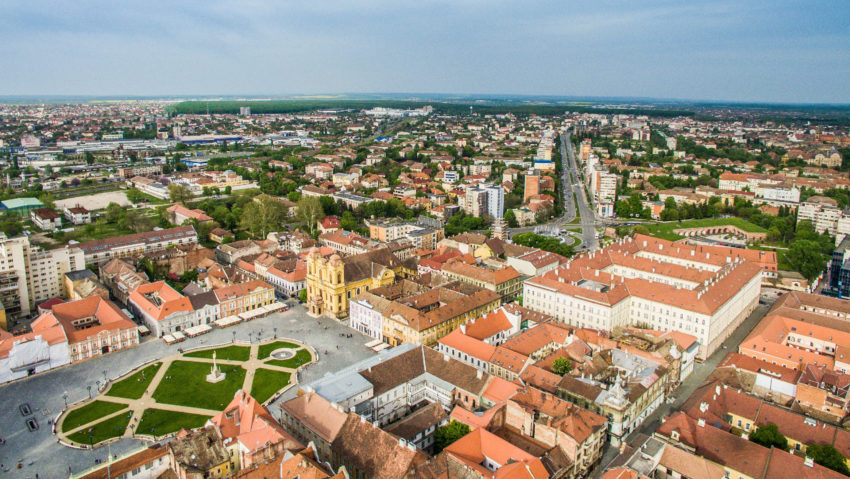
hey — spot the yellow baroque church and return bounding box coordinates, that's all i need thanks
[306,247,416,319]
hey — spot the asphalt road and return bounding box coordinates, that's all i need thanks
[561,131,600,250]
[0,303,377,479]
[508,130,601,251]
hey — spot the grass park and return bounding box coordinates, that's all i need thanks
[639,217,766,241]
[152,361,248,410]
[105,362,161,400]
[58,339,313,447]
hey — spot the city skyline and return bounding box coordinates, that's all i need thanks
[1,1,848,103]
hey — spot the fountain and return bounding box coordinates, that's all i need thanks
[206,351,226,383]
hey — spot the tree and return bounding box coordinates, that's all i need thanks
[806,443,850,475]
[505,209,518,228]
[434,420,470,452]
[168,184,194,204]
[126,188,147,204]
[552,357,572,376]
[120,209,154,233]
[104,202,124,223]
[240,196,288,238]
[787,240,826,281]
[296,196,324,237]
[298,289,307,302]
[749,423,787,451]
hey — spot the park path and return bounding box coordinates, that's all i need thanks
[56,340,312,444]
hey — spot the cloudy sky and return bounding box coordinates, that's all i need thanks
[1,0,848,103]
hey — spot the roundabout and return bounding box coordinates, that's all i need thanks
[55,339,315,448]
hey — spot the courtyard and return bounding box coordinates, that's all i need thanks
[56,340,314,447]
[0,304,378,479]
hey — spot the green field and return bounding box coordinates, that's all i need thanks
[258,340,301,360]
[67,413,131,446]
[641,217,766,241]
[250,369,292,403]
[136,408,210,437]
[62,401,128,433]
[266,349,312,369]
[152,361,246,411]
[105,363,161,400]
[184,345,251,362]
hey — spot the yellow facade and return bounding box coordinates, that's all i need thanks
[306,251,410,319]
[382,296,500,347]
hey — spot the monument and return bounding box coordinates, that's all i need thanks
[206,351,226,383]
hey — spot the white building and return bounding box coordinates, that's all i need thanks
[348,294,388,340]
[0,234,85,317]
[485,184,504,219]
[523,235,763,359]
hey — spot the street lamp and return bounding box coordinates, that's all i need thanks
[102,370,107,383]
[63,391,68,408]
[87,385,92,399]
[273,327,277,339]
[232,331,236,344]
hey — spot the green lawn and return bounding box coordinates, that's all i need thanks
[62,401,128,433]
[184,345,251,362]
[67,413,131,446]
[258,341,301,360]
[250,369,292,403]
[152,361,246,411]
[641,217,766,241]
[136,408,211,437]
[105,363,161,400]
[266,349,312,369]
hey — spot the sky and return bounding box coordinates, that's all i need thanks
[1,0,848,103]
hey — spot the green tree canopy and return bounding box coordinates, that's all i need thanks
[749,423,788,451]
[296,196,325,237]
[435,420,470,452]
[168,184,194,204]
[806,443,850,476]
[552,357,572,376]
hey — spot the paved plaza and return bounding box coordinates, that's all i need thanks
[0,304,377,478]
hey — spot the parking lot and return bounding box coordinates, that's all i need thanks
[0,304,376,478]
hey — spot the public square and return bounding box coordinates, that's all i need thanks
[0,304,378,478]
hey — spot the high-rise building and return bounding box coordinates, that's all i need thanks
[524,170,539,202]
[485,184,504,219]
[0,234,85,317]
[239,106,251,116]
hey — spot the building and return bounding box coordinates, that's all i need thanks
[739,291,850,371]
[99,259,148,305]
[1,296,138,383]
[797,196,843,236]
[208,390,303,470]
[213,280,275,318]
[485,184,505,219]
[63,205,92,225]
[30,207,62,231]
[167,204,213,225]
[64,269,109,301]
[524,170,540,203]
[350,281,501,346]
[441,260,523,300]
[0,233,85,317]
[72,444,170,479]
[0,197,44,216]
[305,248,415,319]
[128,281,195,337]
[523,235,763,358]
[75,225,198,265]
[43,296,138,362]
[168,426,233,479]
[280,391,428,479]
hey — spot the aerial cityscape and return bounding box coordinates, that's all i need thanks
[1,2,850,479]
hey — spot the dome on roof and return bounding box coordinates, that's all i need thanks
[329,254,342,265]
